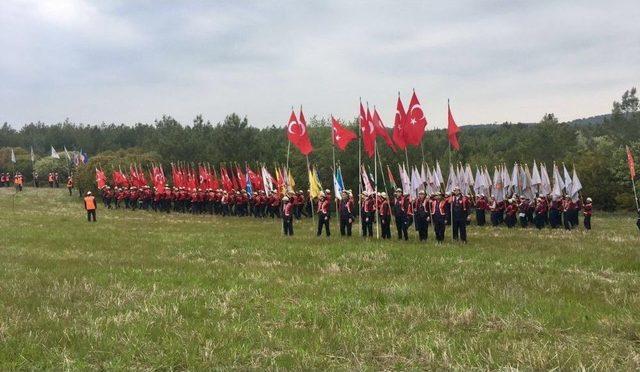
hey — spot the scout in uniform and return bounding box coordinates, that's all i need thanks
[316,192,331,237]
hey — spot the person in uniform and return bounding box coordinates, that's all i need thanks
[339,190,354,236]
[48,172,54,187]
[562,196,576,230]
[66,176,74,196]
[475,194,487,226]
[361,192,374,237]
[33,171,39,187]
[533,197,547,229]
[583,197,593,230]
[84,191,97,222]
[549,197,562,228]
[430,192,447,243]
[518,197,529,228]
[505,199,517,228]
[282,196,294,236]
[450,187,470,242]
[393,189,411,240]
[378,192,391,239]
[316,192,331,237]
[414,191,429,241]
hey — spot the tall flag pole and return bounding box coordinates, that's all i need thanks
[331,114,338,212]
[372,104,380,239]
[626,146,639,211]
[358,98,364,237]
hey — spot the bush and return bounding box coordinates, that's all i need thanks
[34,157,71,179]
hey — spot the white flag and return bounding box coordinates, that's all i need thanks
[261,166,274,195]
[411,166,422,199]
[551,164,564,200]
[51,146,60,159]
[473,166,483,194]
[502,165,512,196]
[400,164,411,196]
[562,164,572,195]
[493,166,504,202]
[530,160,542,193]
[11,148,16,163]
[523,164,535,200]
[64,146,71,160]
[30,146,35,162]
[445,164,457,193]
[540,163,552,195]
[435,161,444,186]
[570,168,582,202]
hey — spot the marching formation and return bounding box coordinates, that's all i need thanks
[83,157,597,243]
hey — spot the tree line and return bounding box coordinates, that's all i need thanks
[1,88,638,211]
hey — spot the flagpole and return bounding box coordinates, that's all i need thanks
[632,176,640,212]
[286,105,293,170]
[376,145,389,196]
[374,136,380,239]
[358,99,363,237]
[628,146,640,212]
[306,155,315,226]
[331,117,339,214]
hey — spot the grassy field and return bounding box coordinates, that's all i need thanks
[0,187,639,370]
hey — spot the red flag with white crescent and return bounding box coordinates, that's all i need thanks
[332,116,357,151]
[404,90,428,146]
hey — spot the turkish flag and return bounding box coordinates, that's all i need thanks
[627,146,636,180]
[393,95,407,150]
[95,168,107,189]
[360,103,375,158]
[447,102,461,151]
[373,108,396,152]
[404,91,428,146]
[332,116,357,150]
[152,165,166,190]
[286,109,313,155]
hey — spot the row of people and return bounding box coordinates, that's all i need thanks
[98,185,312,218]
[294,188,594,242]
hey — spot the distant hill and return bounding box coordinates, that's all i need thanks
[462,113,610,129]
[566,114,610,126]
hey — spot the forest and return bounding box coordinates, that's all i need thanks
[0,88,638,211]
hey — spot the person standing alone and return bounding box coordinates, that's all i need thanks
[84,191,97,222]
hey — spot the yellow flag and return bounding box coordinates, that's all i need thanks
[308,166,323,199]
[287,168,296,192]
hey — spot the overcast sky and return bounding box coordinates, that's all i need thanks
[1,0,638,129]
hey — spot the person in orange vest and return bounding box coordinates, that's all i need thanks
[14,173,24,192]
[84,191,97,222]
[66,176,74,196]
[48,172,54,187]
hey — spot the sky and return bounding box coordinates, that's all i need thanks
[1,0,639,129]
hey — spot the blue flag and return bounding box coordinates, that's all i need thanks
[246,172,253,198]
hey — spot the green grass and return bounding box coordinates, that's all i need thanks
[0,187,639,370]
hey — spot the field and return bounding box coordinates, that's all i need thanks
[0,187,639,369]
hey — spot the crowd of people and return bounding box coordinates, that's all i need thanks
[5,173,640,241]
[73,183,599,243]
[0,171,67,190]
